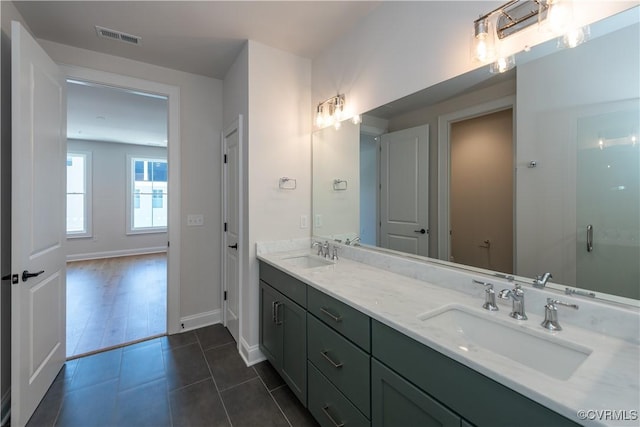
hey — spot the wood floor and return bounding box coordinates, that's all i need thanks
[66,253,167,358]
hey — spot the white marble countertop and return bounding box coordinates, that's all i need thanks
[257,243,640,427]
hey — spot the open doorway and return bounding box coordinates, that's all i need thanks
[450,108,514,273]
[65,80,169,358]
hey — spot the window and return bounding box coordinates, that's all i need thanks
[128,156,168,233]
[66,152,92,237]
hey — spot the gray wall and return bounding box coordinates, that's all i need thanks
[66,139,168,260]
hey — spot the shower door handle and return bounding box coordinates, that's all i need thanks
[586,225,594,252]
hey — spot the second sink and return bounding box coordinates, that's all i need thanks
[418,305,592,381]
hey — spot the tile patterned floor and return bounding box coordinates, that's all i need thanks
[66,254,167,358]
[27,324,319,427]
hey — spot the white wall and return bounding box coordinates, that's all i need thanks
[66,140,167,260]
[516,23,640,291]
[243,41,311,363]
[36,40,224,325]
[312,1,635,117]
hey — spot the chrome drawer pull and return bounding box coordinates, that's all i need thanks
[321,405,345,427]
[320,307,342,323]
[271,301,277,324]
[274,302,283,325]
[320,350,343,369]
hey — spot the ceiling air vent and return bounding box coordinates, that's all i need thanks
[95,26,141,46]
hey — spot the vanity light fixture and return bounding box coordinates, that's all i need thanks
[315,94,345,129]
[472,0,588,74]
[315,94,361,130]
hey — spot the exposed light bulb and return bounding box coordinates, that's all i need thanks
[351,114,362,125]
[598,138,604,150]
[334,120,342,130]
[490,55,515,74]
[546,0,572,33]
[472,18,495,63]
[559,25,589,49]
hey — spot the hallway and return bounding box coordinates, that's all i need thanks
[66,253,167,358]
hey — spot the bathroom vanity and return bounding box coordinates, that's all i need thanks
[257,240,639,427]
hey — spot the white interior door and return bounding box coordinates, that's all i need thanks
[380,125,429,256]
[222,118,242,343]
[11,21,67,426]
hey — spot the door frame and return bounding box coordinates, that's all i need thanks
[61,65,182,334]
[221,115,243,346]
[437,96,515,263]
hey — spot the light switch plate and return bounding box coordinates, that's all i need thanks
[187,214,204,226]
[300,215,308,229]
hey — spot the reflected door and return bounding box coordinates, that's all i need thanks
[576,102,640,300]
[380,125,429,256]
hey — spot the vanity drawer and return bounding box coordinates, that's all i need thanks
[308,314,371,417]
[371,320,580,427]
[307,286,370,351]
[259,261,307,308]
[308,362,370,427]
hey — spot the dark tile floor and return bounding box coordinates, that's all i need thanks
[27,324,319,427]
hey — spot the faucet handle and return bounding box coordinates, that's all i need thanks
[541,298,578,331]
[472,280,499,311]
[546,298,579,310]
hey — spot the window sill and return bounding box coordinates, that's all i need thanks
[126,228,168,236]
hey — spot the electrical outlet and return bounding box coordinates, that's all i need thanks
[300,215,308,229]
[187,214,204,226]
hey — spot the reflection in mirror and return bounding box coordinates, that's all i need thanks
[312,8,639,302]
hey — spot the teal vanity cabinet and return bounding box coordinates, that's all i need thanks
[259,262,307,405]
[259,261,580,427]
[371,320,580,427]
[306,286,371,427]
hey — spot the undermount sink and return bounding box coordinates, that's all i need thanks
[281,254,334,269]
[418,305,592,380]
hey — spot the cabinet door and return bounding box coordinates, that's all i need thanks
[280,298,307,405]
[372,359,460,427]
[259,281,282,365]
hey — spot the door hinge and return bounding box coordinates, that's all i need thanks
[224,222,228,232]
[224,291,228,301]
[224,154,228,164]
[167,241,170,247]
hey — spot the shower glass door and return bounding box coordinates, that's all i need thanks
[576,100,639,300]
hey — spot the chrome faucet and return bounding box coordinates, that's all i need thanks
[499,284,527,320]
[322,241,330,258]
[345,237,361,246]
[533,272,552,288]
[311,241,323,256]
[472,279,499,311]
[541,298,579,331]
[331,246,339,261]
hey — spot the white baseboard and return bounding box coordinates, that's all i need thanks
[178,309,222,332]
[239,336,265,367]
[1,388,10,427]
[66,247,167,262]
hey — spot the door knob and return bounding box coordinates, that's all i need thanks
[22,270,44,282]
[413,228,427,234]
[228,243,238,250]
